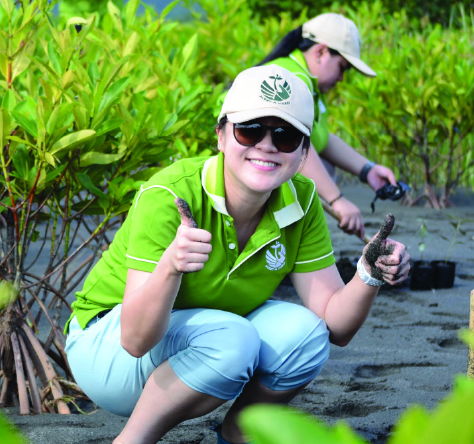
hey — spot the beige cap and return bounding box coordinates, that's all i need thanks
[218,65,314,136]
[302,13,376,77]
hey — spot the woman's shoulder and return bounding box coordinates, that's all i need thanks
[133,156,212,205]
[289,173,319,211]
[267,51,314,93]
[146,155,212,187]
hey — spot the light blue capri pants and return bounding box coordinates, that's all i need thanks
[66,300,330,417]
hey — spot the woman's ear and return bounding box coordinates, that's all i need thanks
[307,43,327,59]
[216,127,225,152]
[303,43,328,74]
[297,148,310,174]
[316,44,330,63]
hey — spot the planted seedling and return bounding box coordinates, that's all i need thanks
[416,218,429,261]
[410,218,435,290]
[438,217,466,263]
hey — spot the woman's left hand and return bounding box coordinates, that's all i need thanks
[367,164,397,191]
[369,239,411,285]
[361,214,410,286]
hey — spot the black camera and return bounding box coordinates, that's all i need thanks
[371,181,410,212]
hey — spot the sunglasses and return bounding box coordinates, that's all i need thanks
[233,120,305,153]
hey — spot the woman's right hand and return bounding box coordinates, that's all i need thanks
[168,223,212,274]
[331,197,365,239]
[167,198,212,274]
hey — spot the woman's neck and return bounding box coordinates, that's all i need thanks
[225,186,269,252]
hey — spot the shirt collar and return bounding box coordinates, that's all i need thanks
[289,49,319,93]
[202,153,305,228]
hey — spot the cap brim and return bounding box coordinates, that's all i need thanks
[224,109,311,136]
[341,53,376,77]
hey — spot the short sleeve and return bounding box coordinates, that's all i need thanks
[125,186,180,272]
[292,193,335,273]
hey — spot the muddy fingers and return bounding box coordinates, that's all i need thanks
[175,197,198,228]
[363,214,395,280]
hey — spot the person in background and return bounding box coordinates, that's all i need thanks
[64,65,410,444]
[258,12,398,239]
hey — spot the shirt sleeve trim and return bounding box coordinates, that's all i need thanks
[126,254,159,265]
[295,250,334,264]
[134,185,177,209]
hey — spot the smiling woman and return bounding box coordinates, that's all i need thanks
[64,64,410,444]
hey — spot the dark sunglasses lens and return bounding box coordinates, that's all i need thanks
[234,124,265,146]
[272,127,303,153]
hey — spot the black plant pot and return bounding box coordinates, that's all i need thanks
[410,260,434,290]
[336,257,357,284]
[431,260,456,289]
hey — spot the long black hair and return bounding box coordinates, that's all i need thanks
[256,25,340,66]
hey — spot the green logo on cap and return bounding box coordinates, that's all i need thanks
[260,75,291,104]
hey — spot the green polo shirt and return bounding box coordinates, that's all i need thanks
[267,50,330,153]
[65,153,335,331]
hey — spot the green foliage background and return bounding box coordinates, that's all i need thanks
[2,0,473,214]
[246,0,473,26]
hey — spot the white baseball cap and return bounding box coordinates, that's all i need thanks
[302,13,376,77]
[218,65,314,136]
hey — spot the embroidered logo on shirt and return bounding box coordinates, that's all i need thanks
[265,241,286,271]
[260,75,291,104]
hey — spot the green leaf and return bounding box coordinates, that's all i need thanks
[388,405,429,444]
[72,105,89,130]
[160,0,180,20]
[94,118,122,137]
[44,152,56,166]
[0,0,14,15]
[239,404,367,444]
[76,172,106,198]
[47,40,62,75]
[46,102,74,135]
[11,54,31,81]
[50,129,96,155]
[11,97,37,138]
[97,77,129,116]
[0,412,26,444]
[107,0,123,34]
[459,329,474,348]
[181,33,198,67]
[124,0,140,20]
[0,108,12,149]
[80,151,123,166]
[107,0,121,18]
[123,31,140,57]
[419,376,474,443]
[66,16,89,27]
[44,164,66,183]
[11,145,30,180]
[2,89,17,112]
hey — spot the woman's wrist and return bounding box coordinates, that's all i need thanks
[357,256,384,287]
[358,161,375,183]
[356,257,384,286]
[328,192,344,206]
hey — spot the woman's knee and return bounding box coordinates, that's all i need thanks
[169,312,261,399]
[250,301,330,390]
